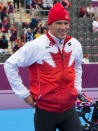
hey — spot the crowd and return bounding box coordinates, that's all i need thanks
[0,0,71,55]
[79,2,98,33]
[0,0,98,63]
[79,3,95,19]
[25,0,71,11]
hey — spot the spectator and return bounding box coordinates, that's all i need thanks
[30,14,38,29]
[79,5,87,18]
[30,8,39,18]
[40,16,47,27]
[53,0,57,4]
[37,20,44,33]
[33,21,44,37]
[0,7,7,22]
[10,24,17,49]
[0,7,3,22]
[34,28,42,38]
[22,22,29,29]
[92,16,98,32]
[1,16,10,33]
[0,3,7,30]
[26,0,31,13]
[87,3,95,19]
[31,0,36,8]
[42,0,53,10]
[31,0,41,9]
[0,1,4,11]
[3,7,8,15]
[0,35,8,54]
[13,0,19,10]
[37,0,43,8]
[82,54,90,64]
[92,0,98,16]
[13,38,22,52]
[20,0,24,7]
[25,27,34,42]
[60,0,71,11]
[7,1,15,24]
[42,27,47,34]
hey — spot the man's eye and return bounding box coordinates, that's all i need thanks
[64,22,69,25]
[56,22,62,24]
[56,22,69,25]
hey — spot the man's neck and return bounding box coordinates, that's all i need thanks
[48,31,65,44]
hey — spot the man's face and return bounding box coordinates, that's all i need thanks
[96,17,98,21]
[48,20,69,39]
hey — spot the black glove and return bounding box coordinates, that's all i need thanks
[78,94,88,102]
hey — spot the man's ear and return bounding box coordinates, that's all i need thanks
[47,24,50,30]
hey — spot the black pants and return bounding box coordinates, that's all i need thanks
[34,106,82,131]
[13,0,19,9]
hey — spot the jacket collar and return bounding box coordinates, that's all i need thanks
[46,31,72,46]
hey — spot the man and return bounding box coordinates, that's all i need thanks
[4,3,83,131]
[59,0,71,11]
[7,1,15,24]
[25,28,34,42]
[92,0,98,16]
[13,0,19,10]
[42,0,53,10]
[92,16,98,32]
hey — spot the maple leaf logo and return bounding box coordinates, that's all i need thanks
[42,50,74,69]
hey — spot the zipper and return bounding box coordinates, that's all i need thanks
[61,53,64,61]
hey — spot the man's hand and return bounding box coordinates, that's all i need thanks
[78,93,89,102]
[24,94,36,107]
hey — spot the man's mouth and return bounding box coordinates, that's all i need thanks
[58,29,68,33]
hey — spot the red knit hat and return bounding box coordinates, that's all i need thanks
[47,3,70,25]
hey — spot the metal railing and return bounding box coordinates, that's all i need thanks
[14,8,49,24]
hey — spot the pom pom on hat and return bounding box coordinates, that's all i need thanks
[47,3,70,25]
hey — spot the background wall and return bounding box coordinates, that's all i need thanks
[0,64,98,109]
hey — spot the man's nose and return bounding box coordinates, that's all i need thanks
[61,24,67,29]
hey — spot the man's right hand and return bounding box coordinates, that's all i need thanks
[24,94,36,107]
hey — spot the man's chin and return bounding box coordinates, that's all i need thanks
[60,33,67,37]
[59,35,67,39]
[55,33,67,39]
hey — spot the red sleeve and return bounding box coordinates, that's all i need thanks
[80,7,83,13]
[64,1,71,8]
[68,2,71,8]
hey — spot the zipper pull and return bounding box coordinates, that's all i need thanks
[61,53,64,61]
